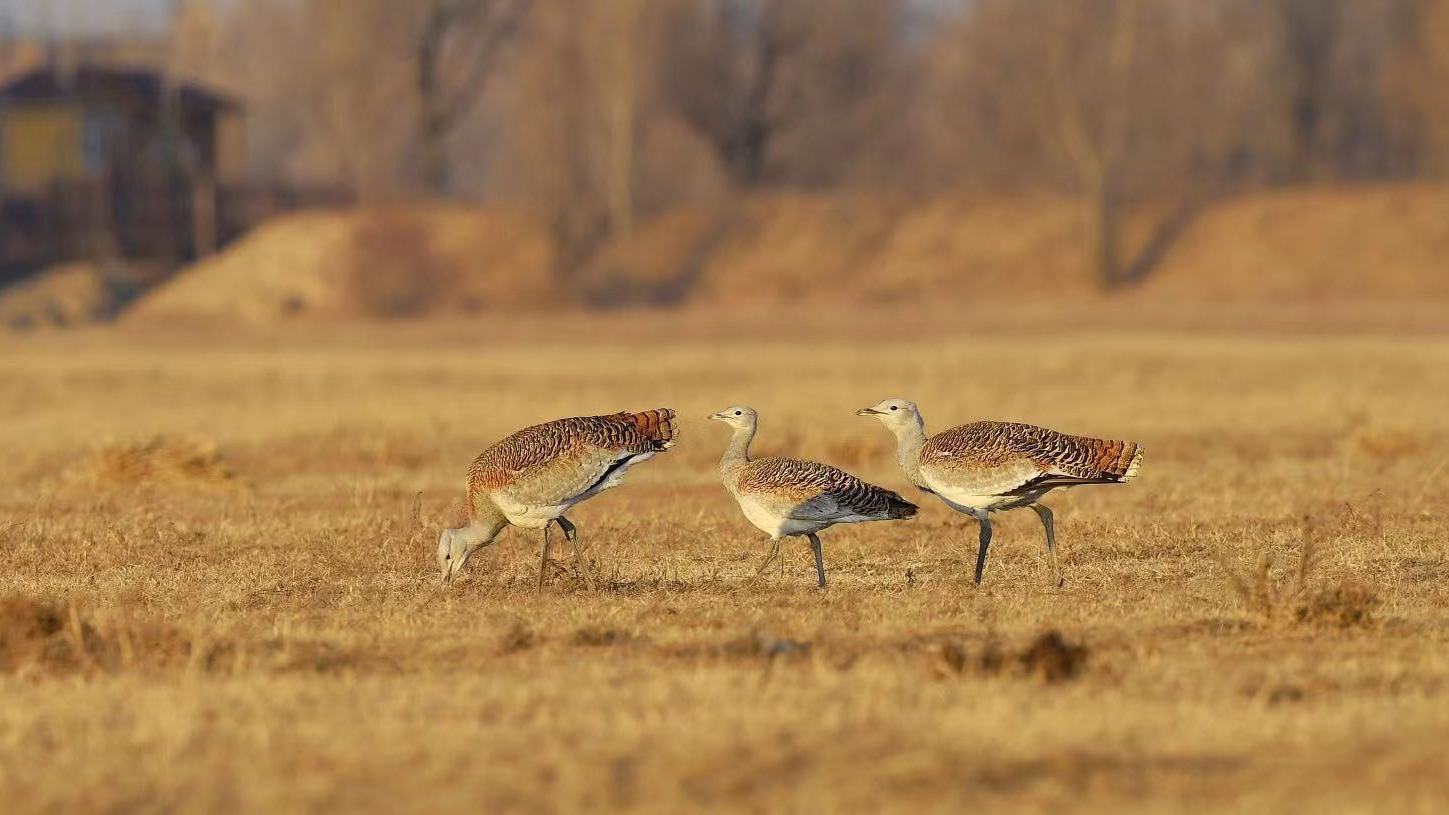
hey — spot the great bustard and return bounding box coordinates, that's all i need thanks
[709,406,917,587]
[857,399,1141,587]
[437,409,678,588]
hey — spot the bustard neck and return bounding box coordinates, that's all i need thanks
[463,498,509,546]
[889,415,928,486]
[719,422,756,479]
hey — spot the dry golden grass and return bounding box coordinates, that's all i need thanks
[1,314,1448,813]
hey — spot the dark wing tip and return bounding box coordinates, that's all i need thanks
[889,494,920,519]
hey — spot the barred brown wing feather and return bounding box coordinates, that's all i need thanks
[614,408,679,450]
[921,421,1142,497]
[467,411,678,509]
[742,458,917,522]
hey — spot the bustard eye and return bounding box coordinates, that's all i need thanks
[734,410,742,416]
[890,405,898,411]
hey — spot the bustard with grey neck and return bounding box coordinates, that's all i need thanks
[438,409,678,589]
[710,405,917,588]
[858,398,1141,587]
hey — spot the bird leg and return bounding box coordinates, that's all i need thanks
[756,539,782,576]
[557,516,596,591]
[973,513,993,587]
[808,533,826,589]
[537,523,553,593]
[1030,504,1064,589]
[557,516,577,542]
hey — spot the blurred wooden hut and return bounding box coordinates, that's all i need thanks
[0,64,245,281]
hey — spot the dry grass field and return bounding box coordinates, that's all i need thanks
[2,315,1448,813]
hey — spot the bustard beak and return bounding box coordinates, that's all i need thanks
[856,408,881,416]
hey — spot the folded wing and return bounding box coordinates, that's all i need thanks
[920,421,1142,498]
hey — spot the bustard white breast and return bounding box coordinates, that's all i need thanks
[710,405,917,588]
[858,398,1142,587]
[438,408,678,589]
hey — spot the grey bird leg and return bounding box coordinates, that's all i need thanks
[808,533,826,589]
[1030,504,1064,589]
[538,523,553,592]
[557,516,595,591]
[973,513,993,587]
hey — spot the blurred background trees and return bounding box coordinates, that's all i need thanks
[3,0,1449,294]
[192,0,1448,195]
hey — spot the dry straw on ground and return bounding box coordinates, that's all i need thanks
[1,315,1447,812]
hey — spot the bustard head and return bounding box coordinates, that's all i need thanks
[856,398,922,431]
[707,405,758,430]
[437,525,500,584]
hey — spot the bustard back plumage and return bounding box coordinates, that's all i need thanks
[859,399,1142,587]
[439,409,678,587]
[711,405,916,588]
[919,420,1142,499]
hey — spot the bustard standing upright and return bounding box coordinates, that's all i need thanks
[710,406,917,588]
[437,409,678,588]
[858,398,1141,587]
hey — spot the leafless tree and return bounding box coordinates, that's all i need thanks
[1384,0,1449,174]
[665,0,805,185]
[413,0,527,196]
[665,0,906,188]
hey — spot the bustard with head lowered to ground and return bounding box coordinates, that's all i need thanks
[710,406,917,588]
[858,399,1141,587]
[437,409,678,588]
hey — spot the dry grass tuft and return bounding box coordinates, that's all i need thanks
[0,594,64,671]
[741,630,812,659]
[0,594,219,676]
[571,625,636,647]
[64,435,237,489]
[1019,631,1090,683]
[498,621,537,653]
[0,595,394,677]
[1296,579,1380,628]
[1220,529,1379,628]
[932,632,1086,683]
[1350,428,1424,461]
